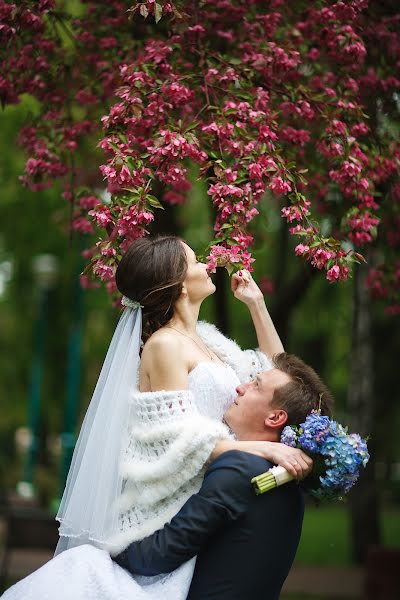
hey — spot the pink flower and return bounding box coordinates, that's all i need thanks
[311,248,335,269]
[280,127,311,146]
[206,244,253,273]
[342,160,362,177]
[258,125,278,142]
[270,177,292,195]
[99,245,117,258]
[326,265,340,281]
[350,123,369,137]
[248,163,263,180]
[93,261,115,282]
[72,217,94,234]
[295,244,310,256]
[327,120,347,136]
[163,190,186,205]
[326,265,349,282]
[281,206,304,222]
[89,207,113,228]
[100,164,118,183]
[79,195,99,210]
[118,164,132,183]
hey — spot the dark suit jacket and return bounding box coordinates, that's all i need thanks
[114,450,304,599]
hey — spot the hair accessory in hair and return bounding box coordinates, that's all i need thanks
[121,296,143,309]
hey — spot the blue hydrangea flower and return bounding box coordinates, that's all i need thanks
[280,426,297,448]
[298,413,331,454]
[290,411,370,502]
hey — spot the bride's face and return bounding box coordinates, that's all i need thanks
[181,243,216,303]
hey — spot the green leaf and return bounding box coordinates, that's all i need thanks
[185,121,200,133]
[147,195,164,209]
[140,4,149,18]
[154,3,163,23]
[81,258,98,276]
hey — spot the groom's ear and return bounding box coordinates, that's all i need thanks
[264,409,288,429]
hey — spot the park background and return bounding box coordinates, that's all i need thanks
[0,1,399,598]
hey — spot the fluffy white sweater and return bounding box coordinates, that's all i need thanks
[106,321,272,554]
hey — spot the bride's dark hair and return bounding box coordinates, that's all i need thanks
[115,235,188,343]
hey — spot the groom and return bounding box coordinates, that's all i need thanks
[115,352,333,599]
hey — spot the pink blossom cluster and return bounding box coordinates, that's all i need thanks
[2,0,399,305]
[206,244,255,274]
[345,210,380,246]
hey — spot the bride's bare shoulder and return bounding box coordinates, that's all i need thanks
[141,328,184,366]
[144,328,182,351]
[140,328,189,390]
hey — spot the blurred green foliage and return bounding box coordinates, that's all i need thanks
[297,504,400,566]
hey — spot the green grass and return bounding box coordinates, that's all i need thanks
[281,596,355,600]
[294,504,400,566]
[281,596,348,600]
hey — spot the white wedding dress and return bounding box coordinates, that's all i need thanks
[3,362,240,600]
[4,322,272,600]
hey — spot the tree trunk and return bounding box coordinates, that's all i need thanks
[214,266,229,334]
[348,259,381,564]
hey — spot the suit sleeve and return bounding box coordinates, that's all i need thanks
[114,451,255,576]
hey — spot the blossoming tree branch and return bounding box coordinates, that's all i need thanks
[1,0,399,309]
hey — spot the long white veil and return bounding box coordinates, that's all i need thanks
[55,302,142,555]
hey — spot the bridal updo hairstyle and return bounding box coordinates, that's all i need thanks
[115,235,188,343]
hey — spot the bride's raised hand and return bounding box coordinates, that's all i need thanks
[231,270,264,307]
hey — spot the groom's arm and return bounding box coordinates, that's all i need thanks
[114,450,265,576]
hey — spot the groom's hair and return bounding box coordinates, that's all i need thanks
[270,353,334,426]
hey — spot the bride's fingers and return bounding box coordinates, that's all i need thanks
[231,272,248,292]
[284,457,310,479]
[231,274,240,292]
[299,452,313,473]
[240,269,252,283]
[297,457,312,477]
[282,460,300,478]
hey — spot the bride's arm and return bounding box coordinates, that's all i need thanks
[231,271,284,357]
[210,439,313,479]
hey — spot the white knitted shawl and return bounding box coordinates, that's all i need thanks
[106,321,272,555]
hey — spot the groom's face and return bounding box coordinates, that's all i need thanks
[224,369,291,440]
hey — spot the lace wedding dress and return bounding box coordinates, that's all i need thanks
[4,323,271,600]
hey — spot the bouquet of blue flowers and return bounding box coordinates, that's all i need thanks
[251,411,370,501]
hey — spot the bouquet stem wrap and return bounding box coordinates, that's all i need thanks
[251,465,294,495]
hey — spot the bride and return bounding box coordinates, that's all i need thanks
[4,235,310,600]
